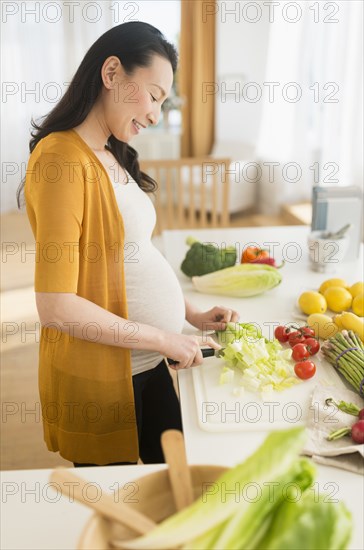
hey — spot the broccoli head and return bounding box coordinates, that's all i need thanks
[180,236,237,277]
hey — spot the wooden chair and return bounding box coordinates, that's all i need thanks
[140,157,231,234]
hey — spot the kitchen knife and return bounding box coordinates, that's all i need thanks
[167,348,224,366]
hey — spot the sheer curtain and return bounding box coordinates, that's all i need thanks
[255,0,363,214]
[1,1,180,213]
[1,1,114,213]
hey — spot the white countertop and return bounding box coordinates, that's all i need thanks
[1,226,363,550]
[164,226,364,550]
[0,464,166,550]
[163,226,363,324]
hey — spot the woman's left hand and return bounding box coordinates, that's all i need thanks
[189,306,240,332]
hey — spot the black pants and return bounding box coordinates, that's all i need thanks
[74,360,182,467]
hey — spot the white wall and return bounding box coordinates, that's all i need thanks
[215,2,271,152]
[1,0,181,214]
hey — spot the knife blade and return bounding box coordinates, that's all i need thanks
[167,347,224,366]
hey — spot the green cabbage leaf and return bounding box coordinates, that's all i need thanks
[192,263,282,297]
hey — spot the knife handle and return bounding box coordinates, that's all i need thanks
[167,348,216,365]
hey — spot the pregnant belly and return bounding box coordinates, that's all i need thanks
[124,247,186,334]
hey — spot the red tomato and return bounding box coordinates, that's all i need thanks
[304,337,320,356]
[274,325,291,343]
[241,247,269,263]
[300,326,315,338]
[288,331,306,347]
[292,343,310,362]
[294,361,316,380]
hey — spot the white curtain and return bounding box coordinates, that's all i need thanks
[0,1,113,213]
[256,0,363,214]
[1,1,181,214]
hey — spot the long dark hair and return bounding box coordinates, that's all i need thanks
[16,21,178,209]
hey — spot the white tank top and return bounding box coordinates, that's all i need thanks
[111,171,186,375]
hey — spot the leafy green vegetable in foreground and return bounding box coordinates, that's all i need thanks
[180,236,237,277]
[192,263,282,297]
[186,457,316,550]
[117,427,352,550]
[257,491,352,550]
[120,428,306,549]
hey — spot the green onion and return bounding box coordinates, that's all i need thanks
[327,427,352,441]
[325,398,361,416]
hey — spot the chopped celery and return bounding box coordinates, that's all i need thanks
[120,428,306,550]
[187,458,316,550]
[119,428,351,550]
[217,324,299,397]
[216,322,262,347]
[219,366,235,385]
[232,386,245,397]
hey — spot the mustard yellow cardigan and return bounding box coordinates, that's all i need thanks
[25,129,139,464]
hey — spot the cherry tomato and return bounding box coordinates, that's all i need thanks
[304,337,320,356]
[292,343,310,362]
[294,360,316,380]
[274,325,291,343]
[300,326,315,339]
[288,331,306,347]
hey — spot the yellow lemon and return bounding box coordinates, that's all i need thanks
[348,282,364,298]
[339,312,364,341]
[298,291,327,315]
[307,313,338,339]
[324,286,352,312]
[333,314,344,329]
[352,293,364,317]
[319,278,348,295]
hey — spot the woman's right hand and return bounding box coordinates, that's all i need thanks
[159,333,222,370]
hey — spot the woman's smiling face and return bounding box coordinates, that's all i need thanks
[100,54,174,143]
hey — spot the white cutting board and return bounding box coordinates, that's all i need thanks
[192,353,346,432]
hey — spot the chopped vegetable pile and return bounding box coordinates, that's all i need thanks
[216,323,300,398]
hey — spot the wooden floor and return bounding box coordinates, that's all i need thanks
[1,343,70,470]
[1,208,303,470]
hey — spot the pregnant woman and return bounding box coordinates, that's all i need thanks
[17,22,239,466]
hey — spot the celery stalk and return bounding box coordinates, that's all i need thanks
[120,427,306,550]
[186,458,316,550]
[256,491,352,550]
